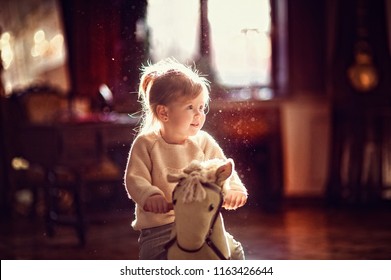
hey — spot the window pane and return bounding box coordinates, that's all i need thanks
[146,0,200,63]
[208,0,271,87]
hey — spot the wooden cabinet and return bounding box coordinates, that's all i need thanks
[205,101,284,211]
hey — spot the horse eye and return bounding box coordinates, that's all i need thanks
[208,204,214,212]
[173,199,177,205]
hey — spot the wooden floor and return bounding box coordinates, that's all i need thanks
[1,202,391,260]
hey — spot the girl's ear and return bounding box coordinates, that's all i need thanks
[156,105,169,122]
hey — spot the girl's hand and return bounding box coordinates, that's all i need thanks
[223,190,247,210]
[143,194,173,213]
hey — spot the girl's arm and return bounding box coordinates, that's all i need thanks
[143,194,173,213]
[124,136,165,209]
[222,190,247,210]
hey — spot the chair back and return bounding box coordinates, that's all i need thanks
[8,86,69,167]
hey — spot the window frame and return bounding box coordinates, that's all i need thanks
[198,0,289,100]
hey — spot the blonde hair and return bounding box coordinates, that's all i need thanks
[137,58,210,135]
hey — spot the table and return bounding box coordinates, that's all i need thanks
[20,113,137,168]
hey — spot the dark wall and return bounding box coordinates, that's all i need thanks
[288,0,326,95]
[326,0,391,206]
[0,99,10,217]
[331,0,391,106]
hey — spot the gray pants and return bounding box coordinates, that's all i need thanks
[138,223,245,260]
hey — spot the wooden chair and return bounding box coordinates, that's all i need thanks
[9,86,124,246]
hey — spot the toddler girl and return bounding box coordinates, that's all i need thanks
[124,58,248,259]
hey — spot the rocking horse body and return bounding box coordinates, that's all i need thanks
[166,158,236,260]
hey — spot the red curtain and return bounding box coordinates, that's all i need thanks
[59,0,147,104]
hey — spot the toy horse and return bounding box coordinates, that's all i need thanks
[166,158,236,260]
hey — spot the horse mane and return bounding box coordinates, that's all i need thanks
[169,158,232,204]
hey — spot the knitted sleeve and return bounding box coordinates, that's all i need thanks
[124,135,165,207]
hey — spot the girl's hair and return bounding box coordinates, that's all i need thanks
[137,58,210,135]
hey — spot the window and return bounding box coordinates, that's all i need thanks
[0,0,69,95]
[146,0,273,99]
[208,0,271,88]
[146,0,200,63]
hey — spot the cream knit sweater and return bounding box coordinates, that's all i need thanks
[124,130,247,230]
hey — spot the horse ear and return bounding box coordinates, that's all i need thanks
[215,158,234,184]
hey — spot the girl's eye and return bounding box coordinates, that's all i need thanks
[186,104,209,114]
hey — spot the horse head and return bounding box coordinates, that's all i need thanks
[167,158,234,259]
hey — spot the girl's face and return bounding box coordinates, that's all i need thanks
[160,91,208,144]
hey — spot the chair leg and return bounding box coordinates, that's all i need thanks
[44,169,56,237]
[72,180,86,246]
[43,169,87,246]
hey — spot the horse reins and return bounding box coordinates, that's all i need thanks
[166,182,228,260]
